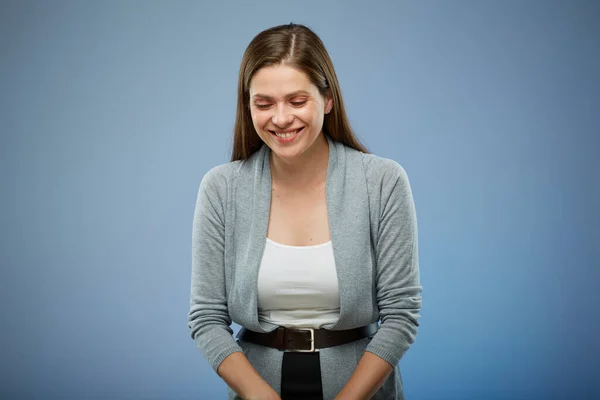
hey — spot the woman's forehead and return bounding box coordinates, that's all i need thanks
[249,65,318,98]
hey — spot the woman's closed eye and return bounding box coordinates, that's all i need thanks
[254,100,307,110]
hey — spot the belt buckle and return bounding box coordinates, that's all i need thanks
[287,327,316,352]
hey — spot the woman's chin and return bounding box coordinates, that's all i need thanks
[270,147,304,161]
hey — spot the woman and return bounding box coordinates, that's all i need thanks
[188,23,422,400]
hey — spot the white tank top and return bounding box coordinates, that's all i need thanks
[257,237,341,329]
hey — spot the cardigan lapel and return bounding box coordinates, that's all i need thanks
[231,134,374,333]
[322,135,375,330]
[229,142,273,332]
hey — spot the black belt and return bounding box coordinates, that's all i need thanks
[238,323,378,352]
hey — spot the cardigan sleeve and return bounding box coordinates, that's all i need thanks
[365,161,422,367]
[188,166,243,372]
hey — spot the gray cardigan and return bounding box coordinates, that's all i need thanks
[188,134,422,399]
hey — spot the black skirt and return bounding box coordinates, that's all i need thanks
[280,352,324,400]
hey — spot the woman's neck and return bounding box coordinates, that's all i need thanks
[269,133,329,190]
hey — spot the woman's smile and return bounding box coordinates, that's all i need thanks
[270,127,304,143]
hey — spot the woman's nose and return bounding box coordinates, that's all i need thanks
[272,104,293,127]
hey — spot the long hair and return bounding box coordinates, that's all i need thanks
[230,23,369,161]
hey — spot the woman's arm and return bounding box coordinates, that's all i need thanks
[218,352,281,400]
[367,162,422,362]
[188,167,279,399]
[334,352,393,400]
[336,160,422,398]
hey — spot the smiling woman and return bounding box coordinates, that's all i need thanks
[249,65,331,159]
[230,24,368,163]
[188,23,422,400]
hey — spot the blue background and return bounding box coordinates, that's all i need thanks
[1,1,598,399]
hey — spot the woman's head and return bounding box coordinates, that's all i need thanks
[231,23,368,161]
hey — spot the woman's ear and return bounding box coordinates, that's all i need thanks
[325,96,333,114]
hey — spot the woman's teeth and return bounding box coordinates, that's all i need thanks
[274,129,300,138]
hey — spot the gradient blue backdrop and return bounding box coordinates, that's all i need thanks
[1,1,598,399]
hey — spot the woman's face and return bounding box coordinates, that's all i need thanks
[248,64,332,161]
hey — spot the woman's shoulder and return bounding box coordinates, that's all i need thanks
[200,144,267,188]
[203,160,242,179]
[359,151,410,187]
[357,151,415,214]
[198,160,243,195]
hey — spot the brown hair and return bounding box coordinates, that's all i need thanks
[230,23,369,161]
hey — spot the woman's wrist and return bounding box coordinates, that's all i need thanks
[218,352,277,399]
[244,384,280,400]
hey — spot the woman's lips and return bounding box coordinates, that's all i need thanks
[269,127,304,143]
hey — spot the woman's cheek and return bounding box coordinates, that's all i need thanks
[298,107,316,123]
[252,113,270,130]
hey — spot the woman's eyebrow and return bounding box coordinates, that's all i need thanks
[252,90,311,100]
